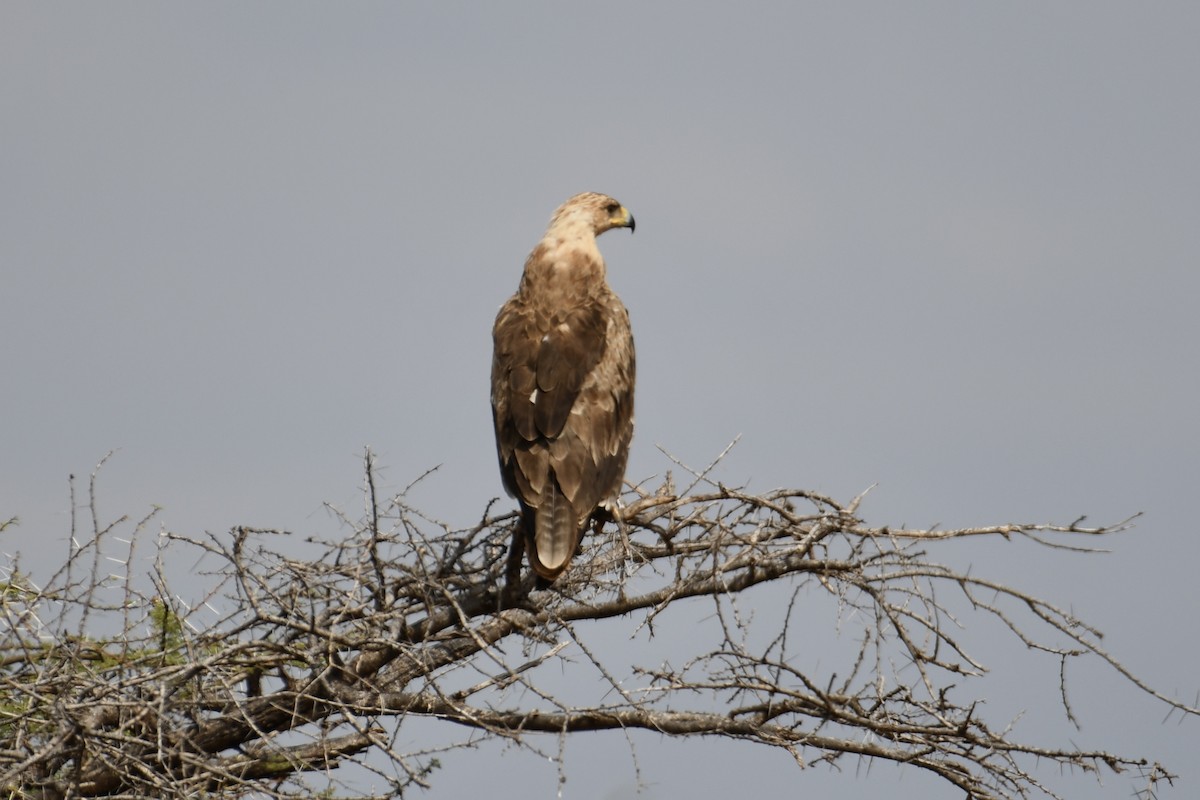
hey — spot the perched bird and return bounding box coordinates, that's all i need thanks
[491,192,637,584]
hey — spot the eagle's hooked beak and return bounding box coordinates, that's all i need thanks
[615,206,635,234]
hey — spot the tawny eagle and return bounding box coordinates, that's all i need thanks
[491,192,636,584]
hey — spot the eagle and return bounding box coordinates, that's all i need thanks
[491,192,637,585]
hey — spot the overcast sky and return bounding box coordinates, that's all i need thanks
[3,4,1198,798]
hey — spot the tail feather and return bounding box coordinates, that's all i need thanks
[528,479,579,582]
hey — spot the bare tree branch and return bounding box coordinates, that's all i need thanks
[0,449,1192,799]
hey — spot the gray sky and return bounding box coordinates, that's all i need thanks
[3,3,1198,798]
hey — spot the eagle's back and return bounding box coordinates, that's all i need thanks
[491,256,634,582]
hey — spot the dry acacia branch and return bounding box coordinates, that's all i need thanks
[0,450,1192,800]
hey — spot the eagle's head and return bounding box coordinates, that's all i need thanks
[548,192,635,238]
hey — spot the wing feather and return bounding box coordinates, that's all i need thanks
[532,305,606,437]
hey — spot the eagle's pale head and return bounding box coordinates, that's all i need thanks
[548,192,636,238]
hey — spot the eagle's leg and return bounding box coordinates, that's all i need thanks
[502,517,526,605]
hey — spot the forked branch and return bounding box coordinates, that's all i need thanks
[0,452,1190,800]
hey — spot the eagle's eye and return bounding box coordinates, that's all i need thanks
[605,202,621,215]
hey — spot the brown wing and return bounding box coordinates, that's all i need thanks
[491,292,634,581]
[541,299,634,514]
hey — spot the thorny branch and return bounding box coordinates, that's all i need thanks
[0,450,1192,800]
